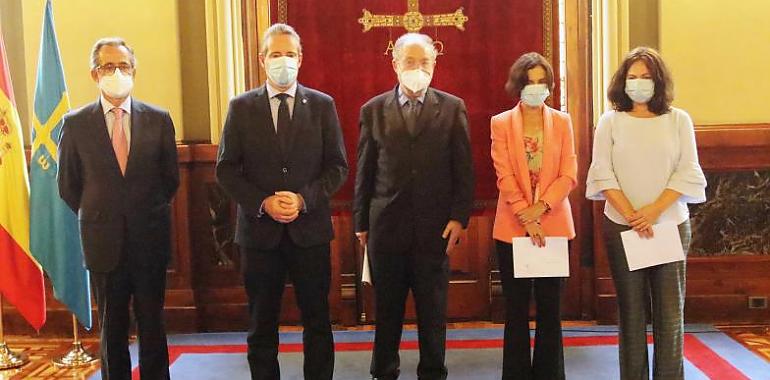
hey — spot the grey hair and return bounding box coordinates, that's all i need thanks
[260,23,302,55]
[392,33,437,62]
[90,37,136,69]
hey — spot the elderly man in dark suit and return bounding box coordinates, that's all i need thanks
[354,32,475,380]
[58,37,179,380]
[216,23,348,380]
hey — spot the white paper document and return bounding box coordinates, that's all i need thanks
[361,245,372,285]
[512,237,570,278]
[620,222,685,271]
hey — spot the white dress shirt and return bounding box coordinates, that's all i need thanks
[397,85,426,106]
[101,95,132,149]
[266,81,297,131]
[586,108,707,225]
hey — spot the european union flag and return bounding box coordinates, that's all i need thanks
[30,0,92,329]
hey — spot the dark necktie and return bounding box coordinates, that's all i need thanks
[403,99,420,135]
[275,93,291,154]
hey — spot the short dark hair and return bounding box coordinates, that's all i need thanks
[504,52,554,99]
[607,46,674,115]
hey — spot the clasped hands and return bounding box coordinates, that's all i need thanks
[516,201,548,247]
[625,203,663,239]
[264,191,304,224]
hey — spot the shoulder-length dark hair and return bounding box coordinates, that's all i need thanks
[607,46,674,115]
[505,52,554,99]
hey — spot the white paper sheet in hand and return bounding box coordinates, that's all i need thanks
[620,222,685,271]
[361,246,372,285]
[512,237,570,278]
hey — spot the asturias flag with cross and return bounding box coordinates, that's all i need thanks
[29,0,92,330]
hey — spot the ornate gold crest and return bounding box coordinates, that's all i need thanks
[358,0,468,33]
[358,0,468,56]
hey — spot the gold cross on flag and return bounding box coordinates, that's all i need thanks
[358,0,469,33]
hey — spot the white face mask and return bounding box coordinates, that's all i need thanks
[99,69,134,98]
[266,56,299,87]
[625,78,655,104]
[520,84,550,107]
[399,68,432,94]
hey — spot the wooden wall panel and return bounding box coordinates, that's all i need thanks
[696,124,770,171]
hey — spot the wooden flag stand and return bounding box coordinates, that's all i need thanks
[52,315,97,368]
[0,295,28,370]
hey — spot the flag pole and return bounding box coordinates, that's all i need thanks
[52,314,97,368]
[0,294,29,370]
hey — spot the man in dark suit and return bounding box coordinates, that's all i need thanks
[354,33,475,380]
[58,38,179,380]
[216,23,348,380]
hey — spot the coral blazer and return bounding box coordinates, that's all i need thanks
[490,103,577,241]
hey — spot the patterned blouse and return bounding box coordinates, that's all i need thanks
[523,127,544,197]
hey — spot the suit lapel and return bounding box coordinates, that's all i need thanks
[383,87,409,138]
[540,106,557,195]
[124,100,144,177]
[285,85,310,158]
[254,86,282,158]
[88,100,124,177]
[412,88,439,138]
[510,105,533,204]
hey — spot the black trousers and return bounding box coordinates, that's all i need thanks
[242,231,334,380]
[370,247,449,380]
[495,240,565,380]
[91,255,169,380]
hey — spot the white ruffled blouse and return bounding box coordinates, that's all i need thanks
[586,108,707,225]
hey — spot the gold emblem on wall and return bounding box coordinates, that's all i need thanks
[358,0,468,55]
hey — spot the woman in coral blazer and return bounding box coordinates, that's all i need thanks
[490,52,577,380]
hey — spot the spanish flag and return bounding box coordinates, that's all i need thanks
[0,27,46,330]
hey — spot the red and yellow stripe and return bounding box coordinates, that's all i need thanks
[0,31,46,331]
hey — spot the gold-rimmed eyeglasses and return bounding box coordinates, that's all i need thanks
[96,63,134,75]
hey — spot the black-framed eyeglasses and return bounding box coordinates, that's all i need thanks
[96,63,134,75]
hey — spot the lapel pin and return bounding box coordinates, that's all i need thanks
[302,98,308,104]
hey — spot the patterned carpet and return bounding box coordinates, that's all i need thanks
[722,325,770,363]
[2,324,769,379]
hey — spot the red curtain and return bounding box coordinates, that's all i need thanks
[268,0,559,203]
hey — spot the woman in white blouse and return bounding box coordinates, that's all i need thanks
[586,47,706,380]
